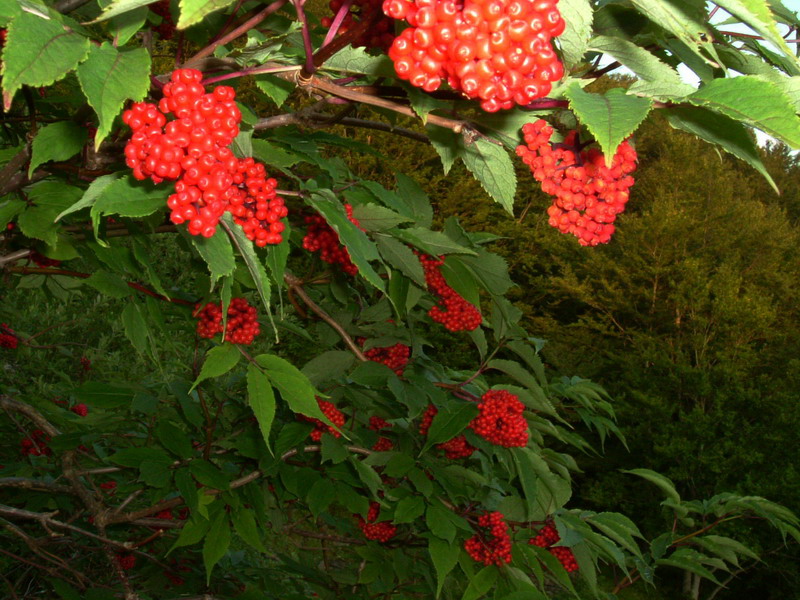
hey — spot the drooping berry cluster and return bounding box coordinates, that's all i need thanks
[369,415,394,451]
[302,204,362,275]
[418,253,481,332]
[301,398,347,441]
[123,69,288,244]
[383,0,565,112]
[465,511,513,565]
[322,0,396,51]
[529,521,578,572]
[20,430,51,456]
[0,323,18,349]
[195,297,260,345]
[470,389,528,447]
[419,404,476,459]
[355,501,398,542]
[517,119,638,246]
[363,341,411,375]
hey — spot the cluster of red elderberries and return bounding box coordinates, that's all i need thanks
[355,501,398,542]
[465,511,513,565]
[470,389,528,447]
[302,398,347,441]
[117,554,136,571]
[29,251,61,267]
[418,254,482,332]
[322,0,396,51]
[363,341,411,375]
[529,521,578,572]
[195,297,260,345]
[20,430,51,456]
[71,403,89,417]
[419,404,476,459]
[0,323,18,349]
[150,0,176,39]
[383,0,564,112]
[123,69,288,245]
[302,204,362,275]
[369,415,394,451]
[517,119,638,246]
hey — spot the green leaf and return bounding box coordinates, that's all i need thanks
[589,35,690,90]
[28,122,87,177]
[55,174,121,222]
[92,0,159,22]
[394,496,425,523]
[374,234,427,287]
[2,11,91,110]
[18,182,82,246]
[91,176,167,243]
[395,173,434,228]
[623,468,681,504]
[203,511,231,583]
[84,271,131,298]
[247,363,276,454]
[255,354,331,424]
[664,106,779,194]
[322,44,395,77]
[427,505,457,542]
[155,421,193,458]
[684,76,800,148]
[177,0,236,29]
[461,566,498,600]
[586,512,644,559]
[232,507,266,552]
[109,447,171,467]
[0,198,25,228]
[558,0,593,67]
[191,229,236,285]
[307,190,384,291]
[254,76,295,109]
[251,139,303,169]
[389,227,475,256]
[351,457,382,497]
[565,84,652,160]
[460,138,516,214]
[656,548,723,585]
[76,44,150,150]
[519,448,572,517]
[192,344,241,391]
[429,537,460,598]
[427,125,460,175]
[122,302,150,356]
[301,350,354,386]
[629,0,712,62]
[512,449,539,520]
[696,535,760,566]
[190,460,230,490]
[714,0,800,66]
[424,402,480,450]
[307,478,337,517]
[351,203,413,232]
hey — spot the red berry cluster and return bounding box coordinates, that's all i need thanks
[355,501,398,542]
[302,204,362,275]
[195,297,260,345]
[302,398,347,441]
[529,521,578,572]
[150,0,176,39]
[369,415,394,451]
[80,356,92,373]
[322,0,396,51]
[20,430,51,456]
[71,403,89,417]
[29,251,61,267]
[419,404,476,459]
[123,69,287,244]
[418,254,481,332]
[100,481,117,494]
[383,0,564,112]
[117,553,136,571]
[0,323,18,349]
[517,119,638,246]
[465,511,512,565]
[363,341,411,375]
[470,389,528,447]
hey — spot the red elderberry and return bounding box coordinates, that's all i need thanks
[419,404,476,459]
[465,511,512,565]
[418,253,481,332]
[20,429,51,456]
[303,203,363,275]
[100,481,117,494]
[516,119,638,246]
[300,398,346,441]
[470,389,528,447]
[529,520,578,572]
[117,553,136,571]
[195,297,260,345]
[355,501,398,542]
[322,0,396,51]
[71,403,89,417]
[29,251,61,267]
[363,341,411,375]
[0,323,18,349]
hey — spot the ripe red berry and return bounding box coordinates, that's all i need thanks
[71,403,89,417]
[0,323,18,349]
[363,341,411,375]
[529,520,578,571]
[20,429,51,456]
[301,398,347,441]
[419,404,476,459]
[470,389,528,447]
[417,254,481,332]
[465,511,512,565]
[117,553,136,571]
[355,501,398,542]
[195,297,260,345]
[303,204,363,275]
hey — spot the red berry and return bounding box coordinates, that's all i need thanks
[71,403,89,417]
[303,204,362,275]
[465,511,512,565]
[470,389,528,447]
[419,404,476,459]
[300,398,347,441]
[417,253,481,332]
[355,501,398,542]
[195,297,260,345]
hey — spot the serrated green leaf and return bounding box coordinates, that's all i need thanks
[427,125,460,175]
[301,350,354,386]
[190,460,230,490]
[664,105,778,193]
[685,76,800,149]
[247,363,275,454]
[389,227,475,256]
[589,35,691,90]
[255,354,332,424]
[122,302,150,356]
[191,229,236,285]
[461,566,498,600]
[28,122,87,177]
[203,511,231,583]
[155,421,193,458]
[91,175,167,243]
[565,84,652,160]
[424,402,479,450]
[322,44,395,77]
[427,505,457,542]
[76,44,150,150]
[18,182,82,246]
[2,11,91,110]
[714,0,800,66]
[307,478,337,517]
[177,0,236,29]
[558,0,593,67]
[55,174,121,222]
[627,78,697,100]
[394,496,425,523]
[0,198,25,228]
[251,139,303,169]
[232,507,266,552]
[429,537,460,598]
[461,137,516,214]
[513,449,539,520]
[255,75,294,108]
[352,203,412,232]
[407,86,451,124]
[524,448,572,517]
[623,468,681,504]
[629,0,714,65]
[374,234,427,287]
[91,0,159,22]
[83,271,131,298]
[656,549,723,585]
[586,512,644,559]
[192,344,241,391]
